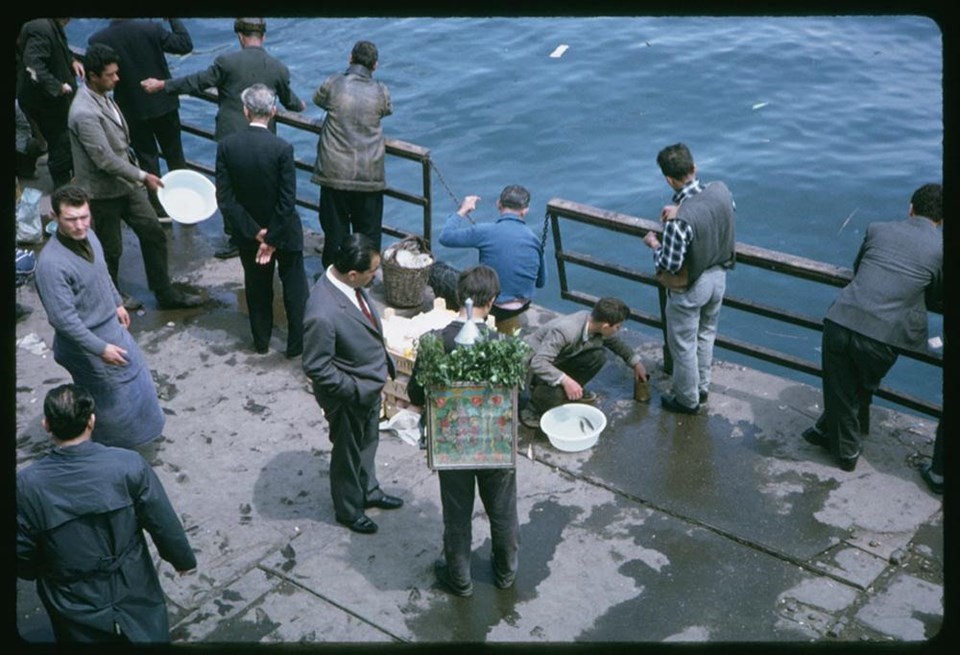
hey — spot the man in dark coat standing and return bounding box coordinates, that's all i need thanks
[302,234,402,535]
[142,17,306,259]
[88,19,194,218]
[407,265,520,597]
[16,17,85,188]
[802,183,943,471]
[216,83,308,356]
[17,384,196,643]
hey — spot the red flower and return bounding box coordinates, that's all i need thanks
[471,396,483,407]
[435,397,446,409]
[491,395,503,405]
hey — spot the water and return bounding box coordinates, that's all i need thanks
[65,16,944,411]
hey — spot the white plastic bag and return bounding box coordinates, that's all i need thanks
[378,408,423,447]
[16,187,44,245]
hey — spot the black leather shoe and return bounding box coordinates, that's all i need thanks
[364,494,404,510]
[660,395,699,415]
[802,427,829,450]
[838,454,859,472]
[121,292,144,311]
[336,515,378,534]
[920,463,944,495]
[434,560,473,597]
[214,245,239,259]
[157,289,204,309]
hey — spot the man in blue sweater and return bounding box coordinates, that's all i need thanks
[436,185,546,330]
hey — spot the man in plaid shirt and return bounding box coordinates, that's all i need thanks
[643,143,735,414]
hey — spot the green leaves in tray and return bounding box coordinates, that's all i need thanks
[414,332,531,388]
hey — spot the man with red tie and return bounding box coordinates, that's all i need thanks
[301,233,402,534]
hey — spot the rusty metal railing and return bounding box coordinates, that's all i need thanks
[177,89,435,246]
[546,198,943,420]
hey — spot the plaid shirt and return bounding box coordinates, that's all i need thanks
[651,178,703,273]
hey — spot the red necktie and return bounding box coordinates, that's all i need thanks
[355,289,376,328]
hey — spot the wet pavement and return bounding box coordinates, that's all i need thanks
[13,165,947,649]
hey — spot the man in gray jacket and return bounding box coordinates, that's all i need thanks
[521,297,648,427]
[302,234,401,535]
[312,40,393,268]
[803,183,942,471]
[68,43,203,311]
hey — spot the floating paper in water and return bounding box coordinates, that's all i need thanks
[549,44,569,58]
[752,102,769,110]
[929,336,943,349]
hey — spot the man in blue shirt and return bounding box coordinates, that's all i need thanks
[436,185,546,330]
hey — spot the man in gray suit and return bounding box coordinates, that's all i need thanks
[302,234,402,534]
[68,43,202,311]
[142,18,305,260]
[803,183,943,471]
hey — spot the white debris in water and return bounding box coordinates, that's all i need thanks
[549,44,569,58]
[928,336,943,349]
[167,322,175,328]
[752,101,769,110]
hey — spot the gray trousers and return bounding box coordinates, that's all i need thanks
[327,400,383,522]
[438,468,519,588]
[665,266,726,407]
[529,348,606,413]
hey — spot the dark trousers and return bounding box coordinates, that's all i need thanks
[326,400,383,523]
[438,468,519,588]
[90,192,172,297]
[931,421,943,477]
[237,241,308,354]
[529,348,606,413]
[815,320,898,460]
[319,186,384,268]
[128,110,186,215]
[128,110,187,175]
[27,107,72,187]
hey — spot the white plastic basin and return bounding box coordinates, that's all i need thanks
[157,170,218,224]
[540,403,607,452]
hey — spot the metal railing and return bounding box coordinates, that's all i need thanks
[177,88,435,245]
[546,198,943,419]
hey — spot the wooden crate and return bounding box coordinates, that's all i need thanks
[382,374,411,418]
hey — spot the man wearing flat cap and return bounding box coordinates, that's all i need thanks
[142,18,306,259]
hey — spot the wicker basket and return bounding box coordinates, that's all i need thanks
[381,237,434,308]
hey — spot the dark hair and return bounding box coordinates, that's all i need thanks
[911,183,942,222]
[333,233,379,275]
[351,41,379,69]
[457,265,501,308]
[234,18,266,36]
[51,184,90,217]
[656,143,695,180]
[499,185,531,210]
[591,297,630,325]
[43,384,95,441]
[84,42,119,78]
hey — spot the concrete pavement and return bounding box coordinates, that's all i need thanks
[12,169,947,648]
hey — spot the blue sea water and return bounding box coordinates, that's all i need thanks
[65,16,944,411]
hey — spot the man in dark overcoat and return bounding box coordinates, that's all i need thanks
[17,384,196,642]
[216,83,308,356]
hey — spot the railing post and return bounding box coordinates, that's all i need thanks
[550,210,568,296]
[422,155,432,248]
[658,286,673,375]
